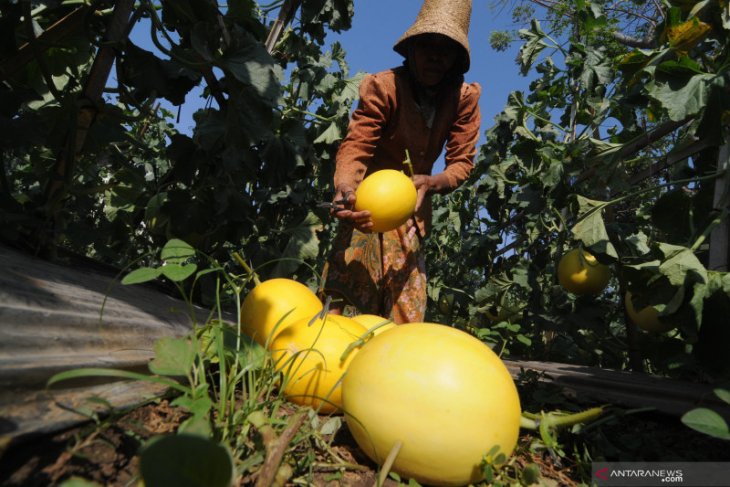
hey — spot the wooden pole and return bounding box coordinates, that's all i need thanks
[0,6,89,83]
[264,0,302,54]
[708,138,730,271]
[43,0,135,222]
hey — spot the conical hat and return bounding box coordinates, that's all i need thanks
[393,0,472,72]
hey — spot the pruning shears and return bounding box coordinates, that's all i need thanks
[316,198,349,211]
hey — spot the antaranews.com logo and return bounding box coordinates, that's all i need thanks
[592,462,730,486]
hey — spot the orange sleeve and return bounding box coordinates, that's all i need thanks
[441,82,482,191]
[333,73,393,190]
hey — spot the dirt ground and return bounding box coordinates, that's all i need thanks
[0,399,579,487]
[4,384,728,487]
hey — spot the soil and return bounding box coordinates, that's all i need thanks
[0,399,579,487]
[0,400,186,487]
[2,389,728,487]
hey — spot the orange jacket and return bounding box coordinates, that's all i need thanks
[334,66,482,235]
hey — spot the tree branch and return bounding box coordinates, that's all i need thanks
[611,30,656,49]
[255,410,307,487]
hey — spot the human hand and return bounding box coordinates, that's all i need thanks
[412,173,452,211]
[332,184,373,232]
[411,174,434,212]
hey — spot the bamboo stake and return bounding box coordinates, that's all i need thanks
[264,0,302,54]
[0,6,89,82]
[43,0,135,217]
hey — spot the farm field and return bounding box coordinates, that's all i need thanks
[1,0,730,486]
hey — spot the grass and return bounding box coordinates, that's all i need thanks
[44,238,723,487]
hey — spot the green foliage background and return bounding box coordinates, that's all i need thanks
[2,0,730,381]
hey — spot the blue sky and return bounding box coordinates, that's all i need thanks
[131,1,537,150]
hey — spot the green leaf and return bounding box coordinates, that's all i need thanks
[580,48,612,92]
[689,271,726,325]
[221,34,281,103]
[681,408,730,440]
[172,395,214,417]
[521,464,542,485]
[656,57,705,76]
[571,196,617,258]
[651,189,692,242]
[122,267,162,285]
[690,281,709,326]
[140,434,233,487]
[161,263,198,282]
[514,125,538,141]
[648,73,714,121]
[657,243,708,286]
[333,73,366,105]
[715,389,730,406]
[47,367,190,394]
[178,415,213,438]
[271,212,323,278]
[149,337,196,376]
[517,20,550,76]
[161,239,195,264]
[625,232,652,256]
[118,43,200,106]
[313,121,342,144]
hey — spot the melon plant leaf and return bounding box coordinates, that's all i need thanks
[517,20,549,75]
[580,48,612,92]
[657,243,708,286]
[221,35,281,103]
[689,272,727,326]
[313,121,342,144]
[161,239,195,264]
[190,22,216,62]
[681,408,730,440]
[140,434,233,487]
[149,337,196,376]
[571,195,617,258]
[122,267,162,285]
[271,212,323,278]
[715,389,730,406]
[647,73,713,121]
[161,263,198,282]
[172,394,214,418]
[333,73,366,105]
[118,43,199,106]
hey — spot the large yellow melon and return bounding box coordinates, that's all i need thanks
[354,169,417,233]
[342,323,521,486]
[240,278,322,346]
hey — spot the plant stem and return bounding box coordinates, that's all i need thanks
[377,440,402,487]
[520,406,605,430]
[544,406,605,427]
[233,252,261,285]
[690,207,729,252]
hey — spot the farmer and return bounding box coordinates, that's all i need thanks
[321,0,481,323]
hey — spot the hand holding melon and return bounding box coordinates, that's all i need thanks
[352,169,418,233]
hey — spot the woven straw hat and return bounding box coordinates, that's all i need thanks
[394,0,473,72]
